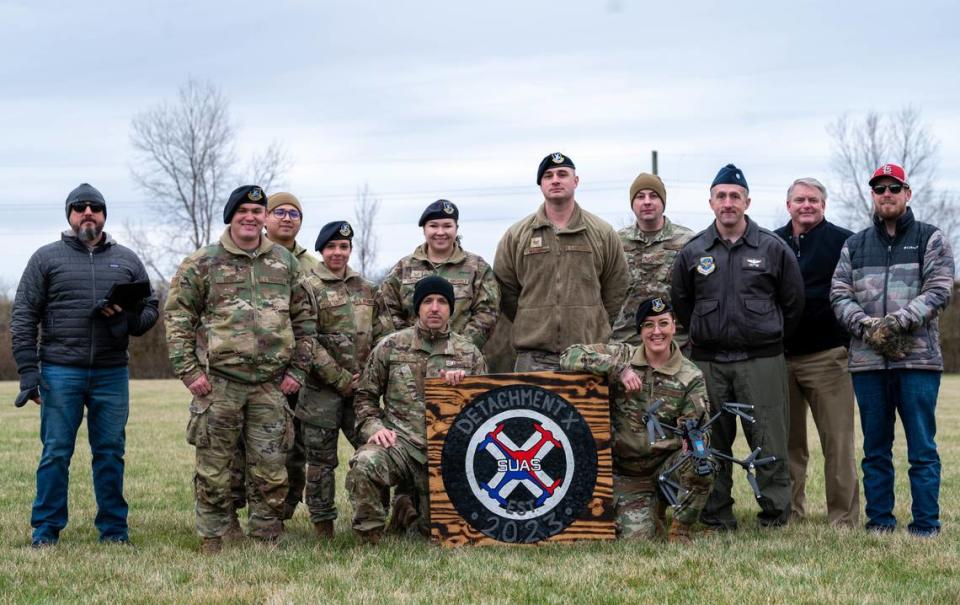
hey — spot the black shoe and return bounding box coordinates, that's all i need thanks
[99,536,133,546]
[865,522,896,534]
[907,526,940,538]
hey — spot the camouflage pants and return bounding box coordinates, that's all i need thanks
[345,442,428,535]
[614,450,714,540]
[187,376,294,539]
[302,401,361,524]
[514,350,562,372]
[229,392,306,515]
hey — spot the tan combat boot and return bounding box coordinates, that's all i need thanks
[355,528,383,545]
[200,537,222,555]
[386,495,418,534]
[314,521,334,540]
[668,520,693,544]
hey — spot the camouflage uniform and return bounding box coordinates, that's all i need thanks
[230,242,319,517]
[611,217,693,347]
[378,243,500,349]
[560,341,713,539]
[346,322,487,535]
[298,262,387,523]
[165,228,315,539]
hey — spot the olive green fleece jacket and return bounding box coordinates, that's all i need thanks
[494,202,628,353]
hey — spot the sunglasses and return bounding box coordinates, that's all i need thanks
[69,201,106,213]
[872,184,907,195]
[271,208,302,220]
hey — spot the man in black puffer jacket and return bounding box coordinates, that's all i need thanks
[10,183,159,548]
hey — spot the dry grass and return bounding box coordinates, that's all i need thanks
[1,377,958,604]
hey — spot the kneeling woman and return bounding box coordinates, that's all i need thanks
[560,297,714,542]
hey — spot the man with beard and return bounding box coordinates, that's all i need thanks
[11,183,159,547]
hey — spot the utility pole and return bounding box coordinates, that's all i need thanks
[651,150,658,176]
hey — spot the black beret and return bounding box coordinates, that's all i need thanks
[537,152,575,185]
[710,164,749,192]
[223,185,266,224]
[315,220,354,251]
[413,275,455,314]
[418,199,459,226]
[636,297,673,331]
[65,183,107,218]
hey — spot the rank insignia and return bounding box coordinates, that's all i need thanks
[697,256,715,276]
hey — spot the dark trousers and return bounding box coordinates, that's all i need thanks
[696,355,792,529]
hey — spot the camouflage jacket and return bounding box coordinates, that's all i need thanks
[611,217,693,346]
[831,209,954,372]
[560,341,709,476]
[494,202,628,353]
[378,243,500,349]
[165,228,316,387]
[291,241,320,274]
[354,322,487,463]
[298,263,387,424]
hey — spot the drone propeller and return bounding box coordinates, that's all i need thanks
[643,398,669,446]
[721,402,757,423]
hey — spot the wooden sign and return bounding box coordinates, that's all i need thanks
[425,371,614,547]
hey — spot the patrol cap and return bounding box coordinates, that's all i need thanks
[537,152,575,185]
[636,297,673,331]
[868,163,909,187]
[710,164,749,193]
[223,185,266,224]
[267,192,303,215]
[418,199,459,226]
[315,220,353,251]
[629,173,667,208]
[65,183,107,219]
[413,275,455,313]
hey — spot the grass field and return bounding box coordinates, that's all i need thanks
[1,378,958,604]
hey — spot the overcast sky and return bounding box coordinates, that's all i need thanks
[2,0,958,290]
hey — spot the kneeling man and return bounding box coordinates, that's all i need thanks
[346,276,487,542]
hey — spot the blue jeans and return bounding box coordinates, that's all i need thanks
[32,364,130,543]
[852,370,941,533]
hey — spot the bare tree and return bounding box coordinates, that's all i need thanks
[353,182,381,277]
[128,79,290,282]
[827,106,959,244]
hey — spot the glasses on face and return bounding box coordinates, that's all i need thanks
[872,184,907,195]
[271,208,301,220]
[70,202,105,214]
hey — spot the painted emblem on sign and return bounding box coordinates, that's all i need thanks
[339,222,352,237]
[551,152,565,164]
[246,187,264,202]
[441,385,597,543]
[442,201,455,215]
[697,256,715,276]
[652,298,665,313]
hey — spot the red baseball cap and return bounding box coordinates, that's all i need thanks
[869,164,909,187]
